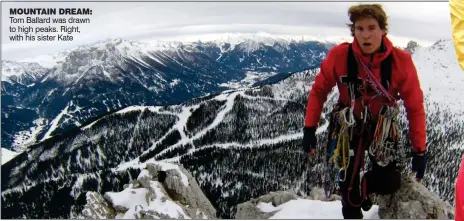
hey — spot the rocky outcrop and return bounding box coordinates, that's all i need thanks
[81,162,216,219]
[405,40,419,54]
[235,191,298,219]
[376,176,455,219]
[82,191,116,219]
[235,177,454,219]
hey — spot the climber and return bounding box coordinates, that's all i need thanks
[302,3,427,219]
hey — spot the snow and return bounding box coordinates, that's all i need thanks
[153,32,434,51]
[212,92,230,101]
[105,181,190,219]
[137,169,152,180]
[116,106,146,114]
[257,198,379,219]
[2,148,20,165]
[40,104,70,141]
[170,79,181,87]
[192,133,303,152]
[12,118,47,151]
[219,71,277,89]
[1,60,47,83]
[20,50,69,68]
[411,39,464,117]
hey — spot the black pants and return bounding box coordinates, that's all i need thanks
[338,138,402,219]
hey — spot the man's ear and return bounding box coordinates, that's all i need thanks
[382,29,387,36]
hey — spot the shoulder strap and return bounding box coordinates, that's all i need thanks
[347,43,361,98]
[347,43,358,87]
[380,52,392,90]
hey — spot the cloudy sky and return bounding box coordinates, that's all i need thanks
[1,1,452,62]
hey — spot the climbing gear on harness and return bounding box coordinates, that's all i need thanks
[368,104,401,166]
[322,104,341,199]
[357,55,397,105]
[346,43,394,101]
[327,43,402,208]
[349,42,402,167]
[330,106,356,167]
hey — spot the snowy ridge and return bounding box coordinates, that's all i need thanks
[1,60,48,84]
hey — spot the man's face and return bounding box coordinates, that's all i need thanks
[354,16,385,54]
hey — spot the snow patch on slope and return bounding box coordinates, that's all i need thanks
[219,71,277,89]
[2,148,20,165]
[13,118,47,151]
[41,105,70,141]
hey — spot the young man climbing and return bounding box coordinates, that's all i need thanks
[302,4,427,219]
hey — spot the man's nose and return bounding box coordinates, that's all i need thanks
[362,31,370,39]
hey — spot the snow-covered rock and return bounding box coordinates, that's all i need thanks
[82,191,116,219]
[236,176,455,220]
[235,188,377,219]
[235,190,299,219]
[81,162,216,219]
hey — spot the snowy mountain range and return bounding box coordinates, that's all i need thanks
[2,37,464,219]
[1,36,330,152]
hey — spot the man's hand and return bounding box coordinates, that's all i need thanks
[308,148,316,158]
[411,150,427,182]
[303,127,317,158]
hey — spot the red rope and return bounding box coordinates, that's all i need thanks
[346,121,368,208]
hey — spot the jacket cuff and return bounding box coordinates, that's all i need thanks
[304,126,316,134]
[412,147,426,154]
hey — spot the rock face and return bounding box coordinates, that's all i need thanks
[405,40,420,54]
[82,191,116,219]
[376,176,455,219]
[81,162,216,219]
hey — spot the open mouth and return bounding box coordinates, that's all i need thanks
[363,43,372,46]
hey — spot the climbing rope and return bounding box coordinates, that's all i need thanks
[330,106,356,179]
[368,104,400,166]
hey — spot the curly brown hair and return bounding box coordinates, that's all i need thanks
[347,4,389,37]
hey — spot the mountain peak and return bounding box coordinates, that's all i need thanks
[1,60,48,84]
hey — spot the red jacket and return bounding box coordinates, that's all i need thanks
[304,36,426,152]
[456,155,464,221]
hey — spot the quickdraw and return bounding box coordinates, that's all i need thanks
[368,104,401,167]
